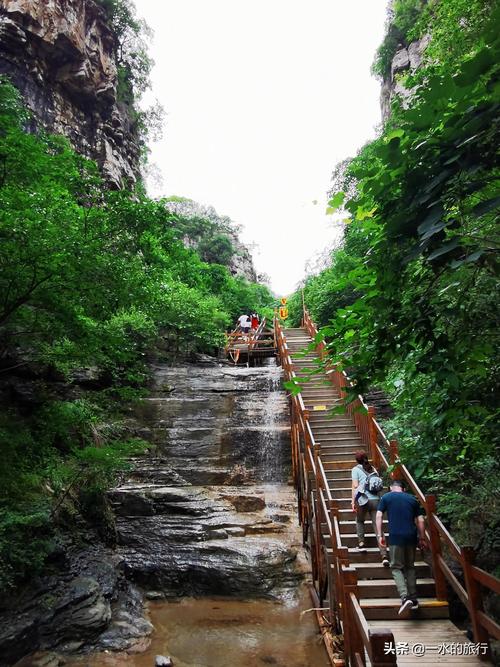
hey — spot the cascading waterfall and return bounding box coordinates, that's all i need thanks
[256,360,290,482]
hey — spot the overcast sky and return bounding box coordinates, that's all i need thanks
[136,0,388,295]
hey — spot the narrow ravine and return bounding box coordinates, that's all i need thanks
[63,358,327,666]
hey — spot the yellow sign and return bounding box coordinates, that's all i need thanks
[279,306,289,319]
[313,405,327,411]
[280,297,287,305]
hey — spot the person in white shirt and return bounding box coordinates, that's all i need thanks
[237,314,251,334]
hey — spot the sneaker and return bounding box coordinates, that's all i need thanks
[357,541,366,552]
[410,597,419,610]
[382,556,390,567]
[398,597,413,615]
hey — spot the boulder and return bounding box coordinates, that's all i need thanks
[207,528,229,540]
[391,47,410,79]
[221,493,266,512]
[155,657,174,667]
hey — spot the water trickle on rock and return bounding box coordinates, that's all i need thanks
[255,361,289,483]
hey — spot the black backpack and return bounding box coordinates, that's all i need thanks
[358,465,384,494]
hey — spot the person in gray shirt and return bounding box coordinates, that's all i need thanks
[351,450,389,566]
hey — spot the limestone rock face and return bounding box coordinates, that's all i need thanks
[0,0,140,186]
[227,232,258,282]
[380,34,431,121]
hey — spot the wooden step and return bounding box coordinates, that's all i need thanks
[348,547,387,563]
[358,578,436,599]
[302,396,340,403]
[308,425,357,432]
[318,437,363,445]
[324,468,352,478]
[318,436,362,444]
[337,521,388,535]
[300,385,338,391]
[361,598,449,620]
[324,466,352,475]
[330,487,352,498]
[308,411,346,418]
[353,561,431,579]
[322,452,361,461]
[301,393,339,399]
[305,403,343,410]
[334,533,380,548]
[311,419,352,425]
[311,424,353,431]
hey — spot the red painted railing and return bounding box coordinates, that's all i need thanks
[274,317,397,667]
[295,309,500,662]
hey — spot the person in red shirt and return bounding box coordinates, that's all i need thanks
[250,313,259,330]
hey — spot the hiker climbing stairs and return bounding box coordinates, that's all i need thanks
[275,317,498,666]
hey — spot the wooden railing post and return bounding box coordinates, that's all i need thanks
[389,439,402,480]
[326,499,340,629]
[342,566,365,666]
[313,444,323,590]
[425,494,448,600]
[368,627,397,666]
[290,407,297,484]
[462,546,491,659]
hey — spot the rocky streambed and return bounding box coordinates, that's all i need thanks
[3,358,323,666]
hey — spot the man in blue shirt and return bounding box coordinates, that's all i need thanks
[376,479,427,614]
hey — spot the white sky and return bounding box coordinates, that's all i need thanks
[136,0,388,295]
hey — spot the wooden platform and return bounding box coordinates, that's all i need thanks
[370,619,489,664]
[225,323,276,364]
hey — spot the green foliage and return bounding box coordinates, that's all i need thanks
[0,397,149,590]
[197,233,234,266]
[0,508,53,591]
[95,0,164,147]
[163,197,241,268]
[97,0,152,100]
[0,77,273,590]
[372,0,495,79]
[294,9,500,564]
[0,78,270,367]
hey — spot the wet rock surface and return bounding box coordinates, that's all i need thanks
[111,361,300,600]
[0,542,150,666]
[4,359,304,665]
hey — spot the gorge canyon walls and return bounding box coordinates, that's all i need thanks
[0,0,140,187]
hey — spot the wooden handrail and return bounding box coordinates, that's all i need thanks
[438,554,469,606]
[274,314,398,665]
[472,566,500,595]
[433,514,462,561]
[300,308,500,659]
[477,611,500,641]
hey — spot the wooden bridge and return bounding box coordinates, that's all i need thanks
[225,317,276,364]
[274,311,499,666]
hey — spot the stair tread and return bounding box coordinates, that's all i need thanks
[360,578,436,587]
[352,561,428,568]
[361,598,448,607]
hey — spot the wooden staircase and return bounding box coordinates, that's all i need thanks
[276,319,497,666]
[284,327,450,623]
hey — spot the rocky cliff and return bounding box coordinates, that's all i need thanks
[0,0,140,186]
[380,33,430,121]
